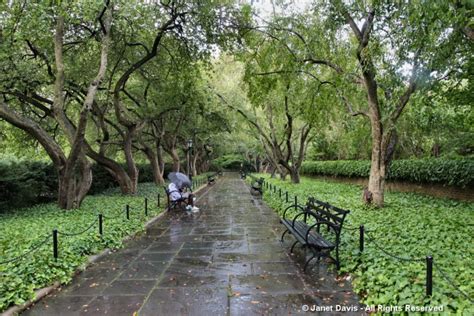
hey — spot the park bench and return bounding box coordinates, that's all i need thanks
[164,186,188,211]
[280,197,350,271]
[207,173,217,185]
[249,174,264,195]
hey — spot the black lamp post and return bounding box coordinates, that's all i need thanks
[187,139,193,181]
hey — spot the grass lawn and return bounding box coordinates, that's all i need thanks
[0,175,208,312]
[256,174,473,314]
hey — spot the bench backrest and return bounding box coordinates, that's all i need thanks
[305,197,350,235]
[248,175,263,187]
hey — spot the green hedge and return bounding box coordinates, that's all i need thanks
[300,158,474,187]
[0,161,173,210]
[212,154,253,171]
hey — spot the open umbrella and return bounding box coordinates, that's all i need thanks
[168,172,191,189]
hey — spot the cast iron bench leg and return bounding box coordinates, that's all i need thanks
[280,229,289,242]
[290,240,299,253]
[304,253,317,272]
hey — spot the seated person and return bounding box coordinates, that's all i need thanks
[168,182,199,213]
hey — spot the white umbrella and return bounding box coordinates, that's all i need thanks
[168,172,191,189]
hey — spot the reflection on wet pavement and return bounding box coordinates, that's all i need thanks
[23,173,363,315]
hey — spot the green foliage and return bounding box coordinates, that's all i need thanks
[255,175,474,313]
[0,183,157,311]
[0,160,176,210]
[301,159,474,187]
[0,173,211,312]
[0,160,57,209]
[213,154,251,171]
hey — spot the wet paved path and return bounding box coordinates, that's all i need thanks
[24,173,362,315]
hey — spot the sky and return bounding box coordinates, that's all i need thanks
[239,0,312,19]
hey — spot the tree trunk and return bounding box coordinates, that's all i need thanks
[367,116,386,207]
[84,144,135,194]
[123,128,138,194]
[157,143,165,177]
[150,155,165,185]
[57,156,92,209]
[144,147,165,185]
[289,167,300,184]
[192,152,199,176]
[169,148,180,172]
[112,168,135,194]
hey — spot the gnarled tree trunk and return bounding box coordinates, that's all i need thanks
[142,144,165,185]
[123,128,139,194]
[57,156,92,209]
[167,147,180,172]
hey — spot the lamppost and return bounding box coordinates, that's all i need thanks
[187,139,193,181]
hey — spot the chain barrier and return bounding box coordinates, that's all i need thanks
[343,224,376,233]
[97,204,131,220]
[1,194,153,265]
[343,224,361,231]
[433,262,474,303]
[56,219,97,237]
[365,231,424,262]
[0,234,51,265]
[100,213,116,220]
[257,175,472,302]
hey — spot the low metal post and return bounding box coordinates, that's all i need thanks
[285,191,288,202]
[426,256,433,296]
[126,204,130,220]
[294,195,297,210]
[145,198,148,216]
[53,229,58,260]
[157,193,161,207]
[273,185,276,193]
[99,214,103,236]
[279,188,281,198]
[359,225,364,252]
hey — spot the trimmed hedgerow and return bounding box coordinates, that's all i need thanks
[300,158,474,187]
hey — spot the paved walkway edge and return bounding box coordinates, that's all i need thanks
[2,182,214,316]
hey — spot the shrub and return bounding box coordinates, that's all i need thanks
[0,160,175,210]
[0,161,57,209]
[301,158,474,187]
[212,154,253,171]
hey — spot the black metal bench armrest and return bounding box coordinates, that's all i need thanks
[282,204,305,220]
[291,209,313,227]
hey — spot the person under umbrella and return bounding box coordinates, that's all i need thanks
[167,172,199,213]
